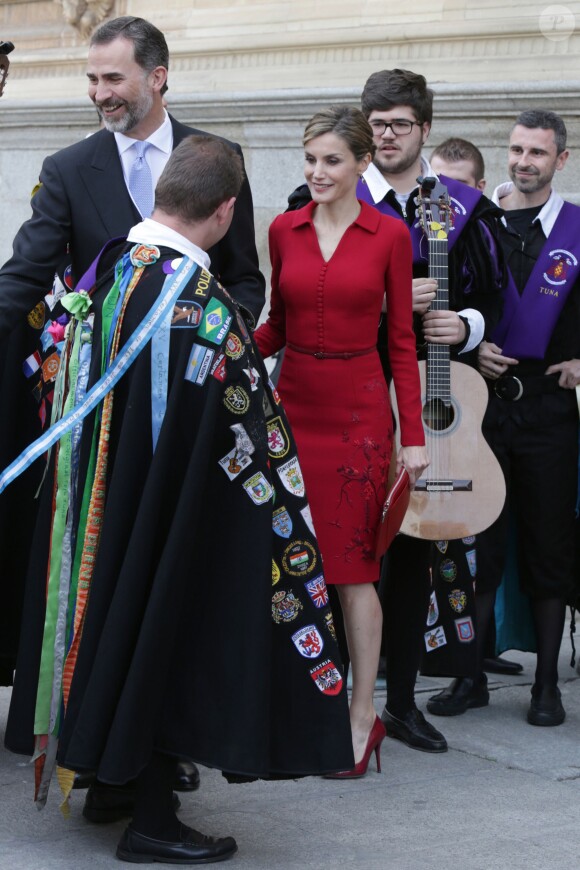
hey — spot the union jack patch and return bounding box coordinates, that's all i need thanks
[304,574,328,608]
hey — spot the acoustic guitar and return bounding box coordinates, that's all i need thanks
[390,176,506,540]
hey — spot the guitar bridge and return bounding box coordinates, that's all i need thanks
[415,479,473,492]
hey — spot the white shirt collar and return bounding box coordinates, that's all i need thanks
[491,181,564,236]
[114,110,173,157]
[127,218,211,271]
[362,155,434,203]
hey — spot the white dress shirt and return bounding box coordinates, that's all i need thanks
[492,181,564,237]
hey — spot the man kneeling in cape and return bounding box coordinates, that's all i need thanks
[4,135,353,864]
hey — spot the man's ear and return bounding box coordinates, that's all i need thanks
[216,197,236,226]
[477,178,487,191]
[150,65,168,94]
[556,149,569,172]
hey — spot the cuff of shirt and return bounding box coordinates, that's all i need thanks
[457,308,484,354]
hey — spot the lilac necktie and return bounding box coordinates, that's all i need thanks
[128,141,154,218]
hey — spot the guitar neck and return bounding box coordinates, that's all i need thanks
[426,237,450,403]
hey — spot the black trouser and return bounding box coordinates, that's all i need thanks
[380,534,431,717]
[477,392,578,600]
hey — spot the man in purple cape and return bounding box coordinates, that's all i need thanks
[435,110,580,726]
[285,70,506,750]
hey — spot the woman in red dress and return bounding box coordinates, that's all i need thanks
[255,106,428,776]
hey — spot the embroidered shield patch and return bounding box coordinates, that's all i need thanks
[304,574,329,608]
[272,590,303,624]
[277,457,305,498]
[282,540,317,576]
[267,416,290,459]
[309,659,343,695]
[291,624,324,659]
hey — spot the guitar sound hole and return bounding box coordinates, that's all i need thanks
[423,398,455,432]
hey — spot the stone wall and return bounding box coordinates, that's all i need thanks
[1,1,579,297]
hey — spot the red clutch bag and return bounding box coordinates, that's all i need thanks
[374,467,411,560]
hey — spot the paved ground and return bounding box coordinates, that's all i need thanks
[1,635,579,870]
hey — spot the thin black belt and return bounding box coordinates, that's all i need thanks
[492,373,560,401]
[287,343,375,360]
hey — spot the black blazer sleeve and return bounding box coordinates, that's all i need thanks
[202,144,265,326]
[0,154,73,337]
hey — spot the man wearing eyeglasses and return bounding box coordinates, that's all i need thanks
[356,69,505,752]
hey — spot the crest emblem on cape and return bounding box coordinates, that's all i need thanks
[544,249,577,286]
[277,457,305,497]
[309,659,343,695]
[243,472,273,505]
[448,589,467,613]
[439,558,457,582]
[304,574,329,608]
[225,332,244,360]
[272,506,293,538]
[282,540,317,576]
[272,590,303,624]
[435,540,448,554]
[455,616,475,643]
[272,559,281,586]
[267,416,290,459]
[426,591,439,627]
[291,624,324,659]
[324,611,337,642]
[465,548,477,578]
[27,302,46,330]
[449,196,467,227]
[223,385,250,415]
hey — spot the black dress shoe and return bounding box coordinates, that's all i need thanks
[483,655,523,676]
[116,822,237,864]
[381,707,448,753]
[427,676,489,717]
[72,770,96,790]
[527,685,566,727]
[83,783,181,824]
[174,761,201,792]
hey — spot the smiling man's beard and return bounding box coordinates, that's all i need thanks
[97,89,154,134]
[508,164,553,196]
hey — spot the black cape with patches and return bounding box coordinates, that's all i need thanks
[5,245,354,783]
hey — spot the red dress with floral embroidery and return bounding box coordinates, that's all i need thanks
[254,200,424,584]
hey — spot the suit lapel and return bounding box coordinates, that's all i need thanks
[76,119,199,238]
[77,130,139,237]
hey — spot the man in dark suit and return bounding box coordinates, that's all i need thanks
[0,16,264,336]
[0,15,264,806]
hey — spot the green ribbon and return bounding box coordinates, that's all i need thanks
[61,290,92,320]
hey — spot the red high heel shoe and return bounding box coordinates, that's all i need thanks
[326,715,386,779]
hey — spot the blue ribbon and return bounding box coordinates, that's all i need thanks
[0,257,199,495]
